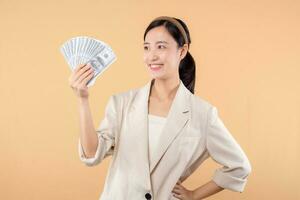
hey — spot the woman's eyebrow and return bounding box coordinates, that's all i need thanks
[143,41,168,45]
[156,41,168,44]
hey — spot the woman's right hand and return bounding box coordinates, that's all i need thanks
[68,63,95,99]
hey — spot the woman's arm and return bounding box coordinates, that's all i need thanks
[205,106,252,192]
[192,180,224,200]
[68,63,99,158]
[78,95,119,166]
[78,97,98,158]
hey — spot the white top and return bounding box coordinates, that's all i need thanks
[148,114,167,166]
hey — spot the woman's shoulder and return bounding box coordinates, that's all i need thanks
[112,87,139,101]
[190,94,215,112]
[110,85,217,117]
[109,86,140,108]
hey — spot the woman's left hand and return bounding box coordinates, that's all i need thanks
[171,180,195,200]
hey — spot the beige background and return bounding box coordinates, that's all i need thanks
[1,0,299,199]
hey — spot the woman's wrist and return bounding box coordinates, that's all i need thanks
[191,180,224,200]
[191,189,202,200]
[78,97,89,104]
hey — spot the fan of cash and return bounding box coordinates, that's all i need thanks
[60,36,117,87]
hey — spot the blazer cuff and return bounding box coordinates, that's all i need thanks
[212,168,248,193]
[78,135,113,167]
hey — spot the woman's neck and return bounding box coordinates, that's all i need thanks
[150,78,180,102]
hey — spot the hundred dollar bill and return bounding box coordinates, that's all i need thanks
[86,45,116,87]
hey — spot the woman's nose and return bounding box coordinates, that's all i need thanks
[148,50,159,61]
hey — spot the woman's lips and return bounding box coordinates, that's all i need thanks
[149,64,163,71]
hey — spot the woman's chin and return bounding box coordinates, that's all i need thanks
[149,73,165,79]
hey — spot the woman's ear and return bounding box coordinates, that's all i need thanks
[179,44,189,60]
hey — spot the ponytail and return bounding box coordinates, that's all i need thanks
[179,51,196,94]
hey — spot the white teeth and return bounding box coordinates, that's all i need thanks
[150,64,163,69]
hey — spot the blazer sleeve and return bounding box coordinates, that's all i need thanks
[206,106,252,192]
[78,95,120,167]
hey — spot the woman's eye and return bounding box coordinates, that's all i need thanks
[158,45,165,49]
[144,46,149,50]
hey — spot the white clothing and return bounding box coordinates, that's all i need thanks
[148,114,167,167]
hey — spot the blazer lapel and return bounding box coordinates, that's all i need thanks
[129,78,192,177]
[149,80,191,174]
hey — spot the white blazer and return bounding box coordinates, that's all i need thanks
[78,79,252,200]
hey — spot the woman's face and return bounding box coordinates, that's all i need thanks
[143,26,187,80]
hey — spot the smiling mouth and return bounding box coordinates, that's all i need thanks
[149,64,163,70]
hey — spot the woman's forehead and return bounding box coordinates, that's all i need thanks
[144,26,175,44]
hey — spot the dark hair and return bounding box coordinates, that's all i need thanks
[143,17,196,94]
